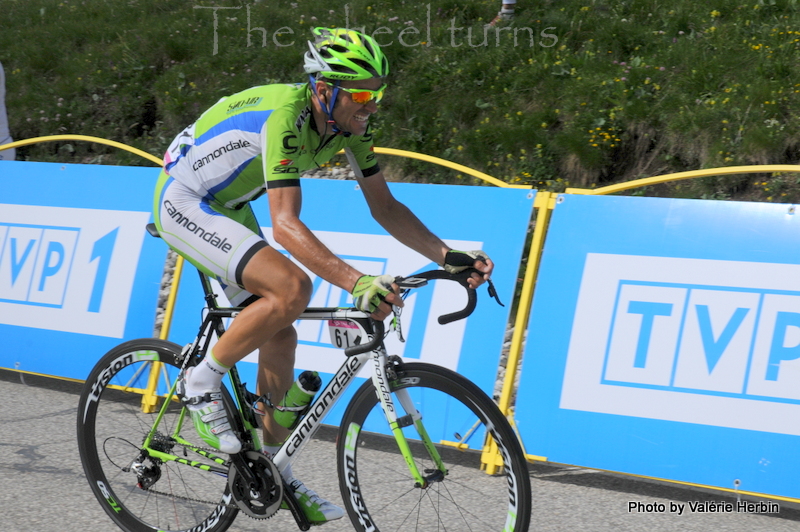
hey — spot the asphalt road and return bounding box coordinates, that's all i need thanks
[3,369,800,532]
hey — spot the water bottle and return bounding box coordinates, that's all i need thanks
[273,370,321,429]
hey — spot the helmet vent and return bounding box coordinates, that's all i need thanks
[350,58,379,78]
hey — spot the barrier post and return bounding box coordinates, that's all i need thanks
[481,191,555,474]
[140,255,185,413]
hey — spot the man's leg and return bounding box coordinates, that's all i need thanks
[181,247,311,452]
[244,267,345,523]
[256,325,297,448]
[212,246,311,366]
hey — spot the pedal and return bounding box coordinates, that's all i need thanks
[282,476,312,531]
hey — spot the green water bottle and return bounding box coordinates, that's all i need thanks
[273,370,321,429]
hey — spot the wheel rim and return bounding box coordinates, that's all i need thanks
[78,344,237,532]
[339,367,529,532]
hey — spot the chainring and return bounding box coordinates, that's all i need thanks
[227,451,283,519]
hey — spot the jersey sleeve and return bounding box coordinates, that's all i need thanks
[262,107,303,189]
[343,124,380,178]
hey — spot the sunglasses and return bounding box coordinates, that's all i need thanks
[333,83,387,105]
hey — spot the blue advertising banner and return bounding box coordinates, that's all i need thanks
[517,193,800,498]
[0,161,164,380]
[167,179,535,433]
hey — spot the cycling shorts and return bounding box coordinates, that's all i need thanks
[153,170,266,306]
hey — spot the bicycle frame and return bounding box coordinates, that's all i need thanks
[140,269,448,498]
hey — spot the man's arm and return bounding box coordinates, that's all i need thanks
[267,185,361,292]
[357,170,493,287]
[266,185,402,319]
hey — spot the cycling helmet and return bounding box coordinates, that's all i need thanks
[304,27,389,81]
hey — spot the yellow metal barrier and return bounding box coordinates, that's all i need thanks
[14,134,797,481]
[140,253,186,413]
[482,191,553,473]
[373,147,530,189]
[565,164,800,196]
[0,134,163,166]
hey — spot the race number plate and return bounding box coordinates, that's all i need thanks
[328,320,363,349]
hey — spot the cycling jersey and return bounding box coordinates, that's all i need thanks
[163,83,380,210]
[154,82,380,305]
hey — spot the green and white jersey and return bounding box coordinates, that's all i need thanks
[163,83,379,209]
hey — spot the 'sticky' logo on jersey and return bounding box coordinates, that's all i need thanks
[191,139,252,171]
[295,107,311,130]
[280,159,294,166]
[281,132,299,155]
[272,166,299,174]
[226,96,263,114]
[360,125,373,143]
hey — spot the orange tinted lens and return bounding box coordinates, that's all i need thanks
[350,91,374,104]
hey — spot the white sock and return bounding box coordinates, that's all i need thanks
[262,444,293,478]
[187,350,229,394]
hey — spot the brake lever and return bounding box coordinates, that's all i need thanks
[486,279,504,307]
[391,307,405,343]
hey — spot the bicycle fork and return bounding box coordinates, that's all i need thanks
[373,353,447,488]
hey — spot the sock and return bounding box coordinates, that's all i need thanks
[187,350,229,394]
[262,444,293,478]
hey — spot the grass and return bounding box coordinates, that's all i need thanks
[2,0,800,201]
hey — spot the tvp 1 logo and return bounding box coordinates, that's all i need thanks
[0,204,150,338]
[561,253,800,436]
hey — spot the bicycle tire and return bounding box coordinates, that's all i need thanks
[77,339,239,532]
[336,362,531,532]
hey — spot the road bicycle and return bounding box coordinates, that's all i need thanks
[77,224,532,532]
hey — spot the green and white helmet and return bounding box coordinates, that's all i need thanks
[304,27,389,81]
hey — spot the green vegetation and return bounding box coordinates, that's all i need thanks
[2,0,800,200]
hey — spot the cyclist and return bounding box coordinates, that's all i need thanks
[153,27,493,523]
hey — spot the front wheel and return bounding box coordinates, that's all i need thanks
[337,362,531,532]
[77,339,239,532]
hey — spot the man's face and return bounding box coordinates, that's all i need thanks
[328,78,384,136]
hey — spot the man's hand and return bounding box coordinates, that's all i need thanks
[352,274,404,320]
[443,250,494,289]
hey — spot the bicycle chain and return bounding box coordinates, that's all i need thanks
[136,440,263,513]
[141,483,240,511]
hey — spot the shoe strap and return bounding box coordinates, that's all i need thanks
[182,390,223,406]
[209,421,233,435]
[289,478,321,501]
[199,408,229,424]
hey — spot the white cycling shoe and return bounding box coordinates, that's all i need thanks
[285,476,345,523]
[176,367,242,454]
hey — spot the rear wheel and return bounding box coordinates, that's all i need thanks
[77,339,239,532]
[337,362,531,532]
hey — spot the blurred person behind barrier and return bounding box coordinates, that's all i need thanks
[487,0,516,27]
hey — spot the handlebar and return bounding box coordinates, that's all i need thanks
[396,269,480,325]
[343,268,502,356]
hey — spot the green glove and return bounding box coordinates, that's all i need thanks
[352,274,395,313]
[443,250,490,274]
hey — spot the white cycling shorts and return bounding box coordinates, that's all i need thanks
[154,173,267,306]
